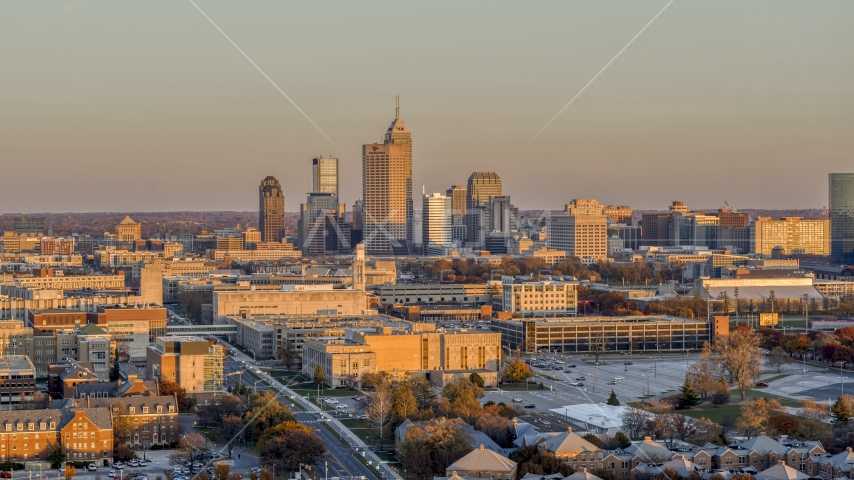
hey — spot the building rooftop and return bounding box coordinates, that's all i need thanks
[0,356,35,373]
[549,403,626,431]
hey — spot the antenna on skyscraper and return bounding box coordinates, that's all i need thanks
[395,95,400,118]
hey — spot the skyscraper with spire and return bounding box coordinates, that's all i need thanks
[259,176,285,243]
[362,97,413,255]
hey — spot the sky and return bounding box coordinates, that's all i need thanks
[1,0,853,213]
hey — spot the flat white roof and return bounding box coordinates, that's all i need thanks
[549,403,626,430]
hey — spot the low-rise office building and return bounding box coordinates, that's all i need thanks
[85,395,179,447]
[212,286,371,320]
[499,281,578,317]
[374,284,490,306]
[0,356,38,407]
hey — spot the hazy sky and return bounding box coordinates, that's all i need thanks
[2,1,853,213]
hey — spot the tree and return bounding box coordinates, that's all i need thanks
[801,398,830,423]
[614,431,632,449]
[474,414,512,447]
[711,379,731,407]
[607,390,620,406]
[214,462,231,480]
[391,383,419,424]
[169,432,212,468]
[217,415,245,457]
[509,445,575,479]
[831,395,854,424]
[243,391,296,442]
[412,377,437,408]
[583,434,605,449]
[502,359,533,384]
[48,441,65,468]
[469,372,485,388]
[64,465,77,480]
[450,389,483,423]
[767,347,791,373]
[686,348,720,398]
[442,377,484,402]
[398,418,474,480]
[366,383,393,449]
[158,379,191,411]
[257,422,326,474]
[313,364,327,387]
[710,329,763,400]
[590,334,609,363]
[678,379,700,409]
[276,341,301,371]
[621,406,651,440]
[736,398,783,439]
[769,413,800,436]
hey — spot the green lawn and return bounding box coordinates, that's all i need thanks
[681,387,803,424]
[498,383,541,391]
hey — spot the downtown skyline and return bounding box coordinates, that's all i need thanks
[2,1,853,213]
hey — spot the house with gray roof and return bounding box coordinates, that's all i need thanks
[444,444,518,480]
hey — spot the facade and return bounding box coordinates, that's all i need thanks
[259,176,286,243]
[13,217,44,235]
[302,326,501,387]
[830,173,854,264]
[466,172,502,248]
[423,193,453,249]
[603,205,633,225]
[0,356,38,406]
[297,193,350,256]
[447,185,467,217]
[40,237,74,255]
[86,395,179,447]
[490,315,710,353]
[362,100,413,255]
[226,317,276,359]
[212,286,369,319]
[6,274,124,291]
[88,305,167,346]
[210,249,301,262]
[547,214,608,261]
[115,216,142,243]
[374,284,490,306]
[500,281,578,317]
[751,217,831,256]
[312,156,339,199]
[146,336,223,393]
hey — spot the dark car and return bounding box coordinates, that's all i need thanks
[576,376,586,381]
[624,361,633,365]
[569,364,577,368]
[524,403,536,409]
[577,383,584,387]
[756,382,769,387]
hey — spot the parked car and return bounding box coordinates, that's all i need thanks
[577,383,584,387]
[336,404,348,410]
[756,382,769,387]
[607,381,617,385]
[569,364,577,368]
[569,382,580,386]
[109,471,116,477]
[576,376,586,381]
[624,361,633,365]
[523,404,536,409]
[138,461,147,467]
[1,472,12,478]
[88,464,98,471]
[614,376,624,380]
[128,461,139,468]
[512,397,523,403]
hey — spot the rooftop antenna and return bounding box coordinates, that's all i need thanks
[395,95,400,118]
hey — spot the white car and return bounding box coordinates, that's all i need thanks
[326,399,338,404]
[336,404,348,410]
[614,376,624,380]
[512,398,523,403]
[569,382,580,386]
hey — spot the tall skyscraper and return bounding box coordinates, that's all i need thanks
[466,172,502,248]
[446,185,467,217]
[312,156,339,200]
[259,176,285,243]
[422,193,452,248]
[830,173,854,264]
[362,97,413,255]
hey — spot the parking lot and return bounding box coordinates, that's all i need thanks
[485,352,701,412]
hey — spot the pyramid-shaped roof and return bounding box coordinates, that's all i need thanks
[564,469,603,480]
[755,462,809,480]
[78,323,108,336]
[738,435,786,455]
[542,429,600,454]
[446,445,517,473]
[119,216,138,225]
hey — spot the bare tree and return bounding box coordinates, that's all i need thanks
[621,406,651,440]
[590,333,609,364]
[365,383,393,450]
[710,329,763,400]
[169,432,212,468]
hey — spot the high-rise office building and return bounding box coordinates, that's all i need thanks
[259,176,285,243]
[751,216,830,256]
[830,173,854,265]
[466,172,502,247]
[362,98,413,255]
[297,193,349,255]
[312,156,339,200]
[447,185,467,217]
[13,217,44,235]
[422,193,452,248]
[548,199,608,261]
[603,205,633,225]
